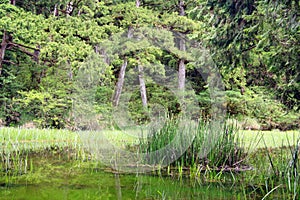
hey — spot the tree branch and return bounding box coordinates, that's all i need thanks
[8,42,39,51]
[2,60,17,65]
[8,42,39,59]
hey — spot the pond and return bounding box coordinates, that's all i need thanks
[0,152,244,200]
[1,127,298,200]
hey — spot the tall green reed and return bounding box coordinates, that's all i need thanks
[0,127,85,183]
[246,133,300,200]
[139,118,247,176]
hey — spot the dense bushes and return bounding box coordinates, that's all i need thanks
[225,87,300,130]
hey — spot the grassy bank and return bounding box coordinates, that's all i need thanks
[239,130,300,150]
[1,127,299,150]
[0,128,79,153]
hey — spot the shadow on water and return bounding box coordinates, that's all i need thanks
[0,150,242,200]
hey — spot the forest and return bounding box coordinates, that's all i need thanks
[0,0,299,130]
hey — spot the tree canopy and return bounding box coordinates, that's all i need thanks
[0,0,299,130]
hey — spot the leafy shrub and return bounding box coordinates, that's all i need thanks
[14,90,71,128]
[225,86,300,130]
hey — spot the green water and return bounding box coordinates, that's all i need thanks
[0,154,243,200]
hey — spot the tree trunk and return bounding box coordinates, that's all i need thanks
[178,0,186,91]
[112,26,134,107]
[112,1,148,108]
[66,1,74,16]
[33,45,40,63]
[138,64,148,107]
[112,25,135,107]
[136,0,140,7]
[136,0,148,108]
[10,0,15,5]
[112,59,128,107]
[99,46,110,65]
[53,4,59,16]
[178,57,186,91]
[0,31,9,76]
[178,0,185,16]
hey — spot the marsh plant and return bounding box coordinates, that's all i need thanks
[139,118,248,175]
[261,138,299,200]
[240,134,300,200]
[0,127,85,182]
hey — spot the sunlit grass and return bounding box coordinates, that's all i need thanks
[1,127,299,151]
[0,127,79,153]
[239,130,300,150]
[100,129,141,147]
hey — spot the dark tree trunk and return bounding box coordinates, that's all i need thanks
[0,31,9,76]
[178,0,185,16]
[33,45,40,63]
[10,0,15,5]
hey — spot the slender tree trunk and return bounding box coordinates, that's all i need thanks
[178,0,185,16]
[10,0,15,5]
[112,26,134,107]
[178,38,186,91]
[94,45,99,54]
[138,64,148,107]
[33,45,40,63]
[53,4,59,16]
[112,1,148,108]
[99,46,110,65]
[0,31,9,76]
[178,0,186,91]
[136,0,140,7]
[66,1,74,16]
[136,0,148,108]
[112,59,128,107]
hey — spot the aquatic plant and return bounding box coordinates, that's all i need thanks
[0,127,84,181]
[139,118,248,176]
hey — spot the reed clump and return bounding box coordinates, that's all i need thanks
[139,118,248,175]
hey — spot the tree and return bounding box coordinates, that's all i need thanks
[136,0,148,108]
[178,0,186,91]
[110,1,158,108]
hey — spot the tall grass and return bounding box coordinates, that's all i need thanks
[244,133,300,199]
[139,118,248,176]
[0,127,84,181]
[261,137,299,200]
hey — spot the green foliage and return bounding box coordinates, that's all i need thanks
[15,89,71,128]
[0,0,298,129]
[128,83,181,124]
[226,87,300,130]
[70,52,115,130]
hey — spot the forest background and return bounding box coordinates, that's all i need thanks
[0,0,299,131]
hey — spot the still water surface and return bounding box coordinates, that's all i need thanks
[0,154,243,200]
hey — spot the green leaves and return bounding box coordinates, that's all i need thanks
[15,89,71,128]
[0,0,298,129]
